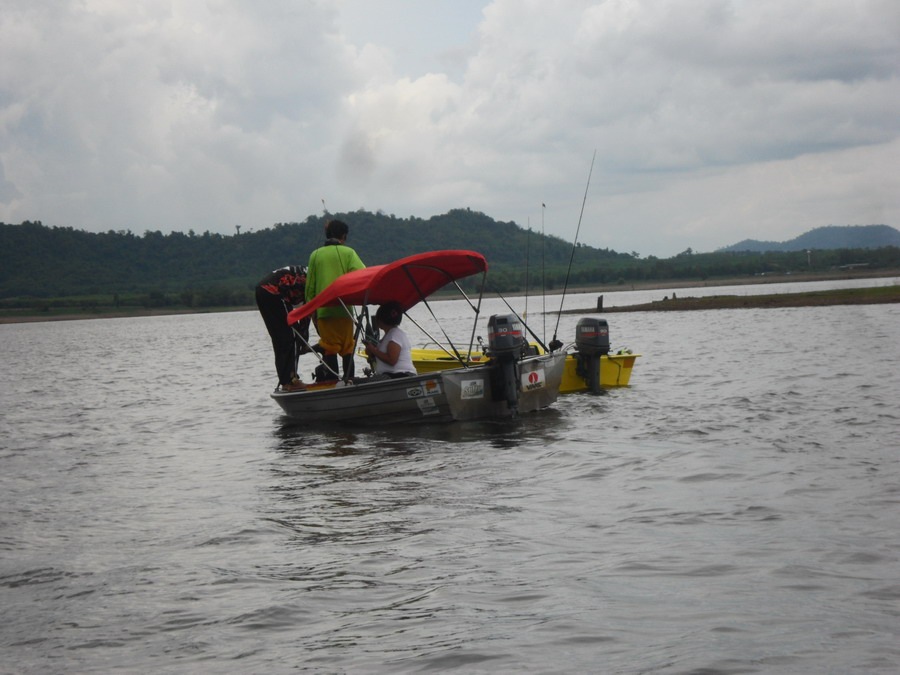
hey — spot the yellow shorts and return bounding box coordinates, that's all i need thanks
[315,317,356,356]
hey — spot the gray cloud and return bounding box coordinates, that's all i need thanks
[1,0,897,255]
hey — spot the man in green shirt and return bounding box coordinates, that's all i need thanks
[306,219,366,380]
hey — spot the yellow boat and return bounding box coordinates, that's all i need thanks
[407,347,639,394]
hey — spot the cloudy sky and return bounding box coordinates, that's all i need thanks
[1,0,898,257]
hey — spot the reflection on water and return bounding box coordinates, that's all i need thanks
[2,289,899,673]
[275,405,571,452]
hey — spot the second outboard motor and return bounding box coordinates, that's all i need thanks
[574,317,610,394]
[487,314,526,415]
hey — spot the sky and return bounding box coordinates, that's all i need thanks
[1,0,898,258]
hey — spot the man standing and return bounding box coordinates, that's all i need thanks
[306,219,365,380]
[256,265,309,391]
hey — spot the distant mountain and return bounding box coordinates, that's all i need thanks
[719,225,900,253]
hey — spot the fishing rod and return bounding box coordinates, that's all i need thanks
[291,323,339,380]
[524,218,530,321]
[550,150,596,350]
[541,203,546,343]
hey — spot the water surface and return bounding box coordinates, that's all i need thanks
[2,279,899,673]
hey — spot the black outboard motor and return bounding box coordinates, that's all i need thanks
[487,314,526,415]
[574,317,609,394]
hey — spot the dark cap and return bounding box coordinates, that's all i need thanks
[375,301,403,326]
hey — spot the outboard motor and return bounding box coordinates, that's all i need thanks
[487,314,526,415]
[574,317,609,394]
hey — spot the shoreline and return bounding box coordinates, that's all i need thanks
[2,270,898,324]
[561,284,900,314]
[0,307,247,325]
[553,269,900,295]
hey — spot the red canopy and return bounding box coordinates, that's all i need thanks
[287,250,487,324]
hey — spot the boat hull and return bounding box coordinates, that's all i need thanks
[560,353,638,393]
[441,352,566,420]
[272,373,454,424]
[272,352,568,424]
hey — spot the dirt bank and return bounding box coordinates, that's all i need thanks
[560,269,900,295]
[561,284,900,314]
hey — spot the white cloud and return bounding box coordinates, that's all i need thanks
[1,0,898,255]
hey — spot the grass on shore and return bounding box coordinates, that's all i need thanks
[563,284,900,314]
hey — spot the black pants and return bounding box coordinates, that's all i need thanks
[256,288,309,386]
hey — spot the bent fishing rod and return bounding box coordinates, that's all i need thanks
[549,149,596,350]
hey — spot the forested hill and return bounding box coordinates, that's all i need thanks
[719,224,900,252]
[0,210,632,299]
[2,214,898,306]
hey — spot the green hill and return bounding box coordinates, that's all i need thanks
[0,210,631,302]
[719,225,900,252]
[2,215,898,313]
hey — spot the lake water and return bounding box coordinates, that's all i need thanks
[2,278,899,674]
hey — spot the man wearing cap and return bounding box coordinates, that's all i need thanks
[256,265,310,391]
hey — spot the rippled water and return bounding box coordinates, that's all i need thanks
[2,280,899,673]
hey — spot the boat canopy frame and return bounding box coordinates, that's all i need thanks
[286,250,489,372]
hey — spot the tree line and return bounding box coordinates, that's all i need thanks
[2,212,898,313]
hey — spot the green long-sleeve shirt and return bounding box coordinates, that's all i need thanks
[306,242,366,319]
